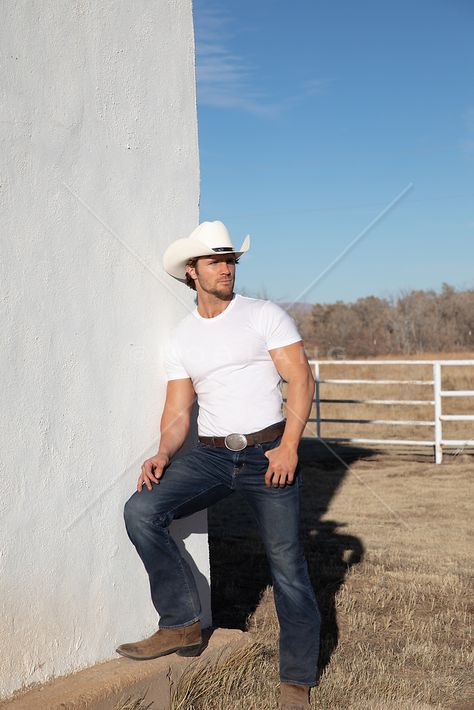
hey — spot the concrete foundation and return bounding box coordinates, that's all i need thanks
[0,629,250,710]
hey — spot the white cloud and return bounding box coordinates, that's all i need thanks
[193,2,330,117]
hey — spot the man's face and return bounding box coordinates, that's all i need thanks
[187,254,237,298]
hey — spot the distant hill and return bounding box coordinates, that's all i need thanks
[278,301,314,315]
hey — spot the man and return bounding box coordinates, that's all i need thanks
[116,221,321,709]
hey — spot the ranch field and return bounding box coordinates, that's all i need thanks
[173,354,473,709]
[302,351,474,449]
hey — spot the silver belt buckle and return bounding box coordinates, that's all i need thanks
[224,432,248,451]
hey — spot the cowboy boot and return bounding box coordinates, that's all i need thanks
[279,682,311,709]
[115,620,203,660]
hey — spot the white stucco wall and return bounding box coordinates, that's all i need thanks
[0,1,207,699]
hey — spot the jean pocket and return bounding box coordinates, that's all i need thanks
[259,433,283,453]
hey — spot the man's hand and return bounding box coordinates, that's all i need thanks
[138,452,170,492]
[264,443,298,488]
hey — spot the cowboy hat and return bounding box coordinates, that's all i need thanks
[163,220,250,280]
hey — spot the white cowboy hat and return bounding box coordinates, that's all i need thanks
[163,220,250,280]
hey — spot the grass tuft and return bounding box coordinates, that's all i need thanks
[171,641,268,709]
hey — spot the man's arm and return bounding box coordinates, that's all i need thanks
[269,340,315,449]
[264,340,315,487]
[158,378,197,458]
[138,378,196,492]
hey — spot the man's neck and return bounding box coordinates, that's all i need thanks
[196,291,235,319]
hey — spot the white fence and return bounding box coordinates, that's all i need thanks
[303,359,474,464]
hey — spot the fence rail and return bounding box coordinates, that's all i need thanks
[299,359,474,464]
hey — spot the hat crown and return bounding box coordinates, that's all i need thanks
[191,220,234,251]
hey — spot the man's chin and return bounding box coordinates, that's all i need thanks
[210,285,234,299]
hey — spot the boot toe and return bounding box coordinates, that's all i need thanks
[115,643,140,657]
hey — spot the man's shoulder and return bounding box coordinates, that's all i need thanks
[236,293,281,312]
[237,294,288,317]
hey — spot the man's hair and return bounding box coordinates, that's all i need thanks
[185,255,240,291]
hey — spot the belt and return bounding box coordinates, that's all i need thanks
[198,419,286,451]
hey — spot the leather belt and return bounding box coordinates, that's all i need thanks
[198,419,286,451]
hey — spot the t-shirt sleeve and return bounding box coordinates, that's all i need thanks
[259,300,302,350]
[162,333,190,380]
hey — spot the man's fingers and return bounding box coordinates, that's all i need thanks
[265,469,284,487]
[265,468,295,488]
[272,471,285,488]
[137,474,151,492]
[137,462,163,493]
[264,450,297,488]
[143,462,160,482]
[154,465,166,480]
[264,468,274,487]
[136,457,170,492]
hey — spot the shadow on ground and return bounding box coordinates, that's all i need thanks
[207,439,378,678]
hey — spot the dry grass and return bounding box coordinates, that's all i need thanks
[170,641,267,709]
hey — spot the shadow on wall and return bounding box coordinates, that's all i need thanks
[208,439,374,678]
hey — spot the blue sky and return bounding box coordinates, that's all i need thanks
[192,0,474,305]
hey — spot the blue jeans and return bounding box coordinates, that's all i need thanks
[123,431,321,686]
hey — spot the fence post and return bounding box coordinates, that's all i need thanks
[433,362,442,464]
[314,361,321,439]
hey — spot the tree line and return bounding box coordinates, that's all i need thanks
[283,283,474,358]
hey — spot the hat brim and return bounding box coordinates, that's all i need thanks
[163,235,250,280]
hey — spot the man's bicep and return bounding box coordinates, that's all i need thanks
[164,378,196,414]
[268,340,311,382]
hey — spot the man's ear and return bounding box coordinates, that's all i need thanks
[186,263,197,281]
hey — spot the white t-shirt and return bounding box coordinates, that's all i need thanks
[162,293,302,437]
